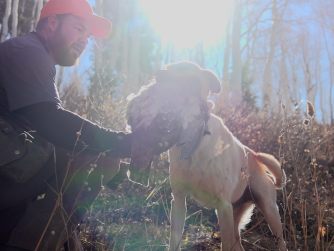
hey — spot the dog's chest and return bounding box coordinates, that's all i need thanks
[170,153,238,208]
[169,131,248,208]
[188,169,231,208]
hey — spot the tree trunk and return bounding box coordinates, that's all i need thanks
[1,0,12,42]
[121,16,129,98]
[262,0,277,110]
[217,17,231,107]
[19,0,26,20]
[279,41,291,114]
[36,0,43,22]
[330,63,333,125]
[305,56,317,105]
[57,67,64,90]
[11,0,19,38]
[29,0,38,31]
[17,0,26,36]
[230,0,243,105]
[316,57,325,123]
[322,26,333,124]
[222,17,231,86]
[109,0,125,72]
[128,1,142,92]
[94,0,103,74]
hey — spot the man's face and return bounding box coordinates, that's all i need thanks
[48,15,93,66]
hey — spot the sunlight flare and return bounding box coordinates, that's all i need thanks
[139,0,234,49]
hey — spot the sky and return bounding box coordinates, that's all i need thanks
[138,0,234,50]
[88,0,234,50]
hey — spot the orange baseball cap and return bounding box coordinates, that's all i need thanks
[39,0,112,38]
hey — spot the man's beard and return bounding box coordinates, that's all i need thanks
[48,26,84,66]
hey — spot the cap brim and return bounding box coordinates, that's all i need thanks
[91,15,112,38]
[74,13,112,38]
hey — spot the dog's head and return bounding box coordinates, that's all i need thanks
[155,61,221,99]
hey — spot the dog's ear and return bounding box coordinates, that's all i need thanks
[202,69,221,94]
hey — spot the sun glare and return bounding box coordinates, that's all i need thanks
[139,0,234,50]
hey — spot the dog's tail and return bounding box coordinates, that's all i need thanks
[254,152,286,189]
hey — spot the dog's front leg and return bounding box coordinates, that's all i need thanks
[169,192,187,251]
[216,201,237,251]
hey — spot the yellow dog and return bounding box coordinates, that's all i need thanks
[164,62,287,251]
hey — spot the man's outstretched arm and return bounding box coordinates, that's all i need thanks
[16,102,133,158]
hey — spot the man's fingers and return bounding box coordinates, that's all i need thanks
[153,128,182,154]
[131,127,182,157]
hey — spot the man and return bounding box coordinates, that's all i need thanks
[0,0,176,250]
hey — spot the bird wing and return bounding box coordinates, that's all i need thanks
[177,96,209,161]
[126,83,162,131]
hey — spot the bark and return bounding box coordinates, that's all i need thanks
[262,0,277,110]
[11,0,19,38]
[230,0,243,105]
[1,0,12,42]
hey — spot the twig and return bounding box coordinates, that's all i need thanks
[241,238,269,250]
[185,210,202,220]
[325,234,334,251]
[241,218,265,236]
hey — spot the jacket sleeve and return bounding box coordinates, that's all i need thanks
[15,102,132,158]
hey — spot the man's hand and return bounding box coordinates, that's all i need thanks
[128,126,181,186]
[131,126,182,159]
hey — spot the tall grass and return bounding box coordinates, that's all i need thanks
[66,100,333,251]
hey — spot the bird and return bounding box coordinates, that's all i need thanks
[126,61,221,186]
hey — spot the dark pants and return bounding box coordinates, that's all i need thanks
[0,147,120,251]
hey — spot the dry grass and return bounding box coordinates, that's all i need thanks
[68,100,334,251]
